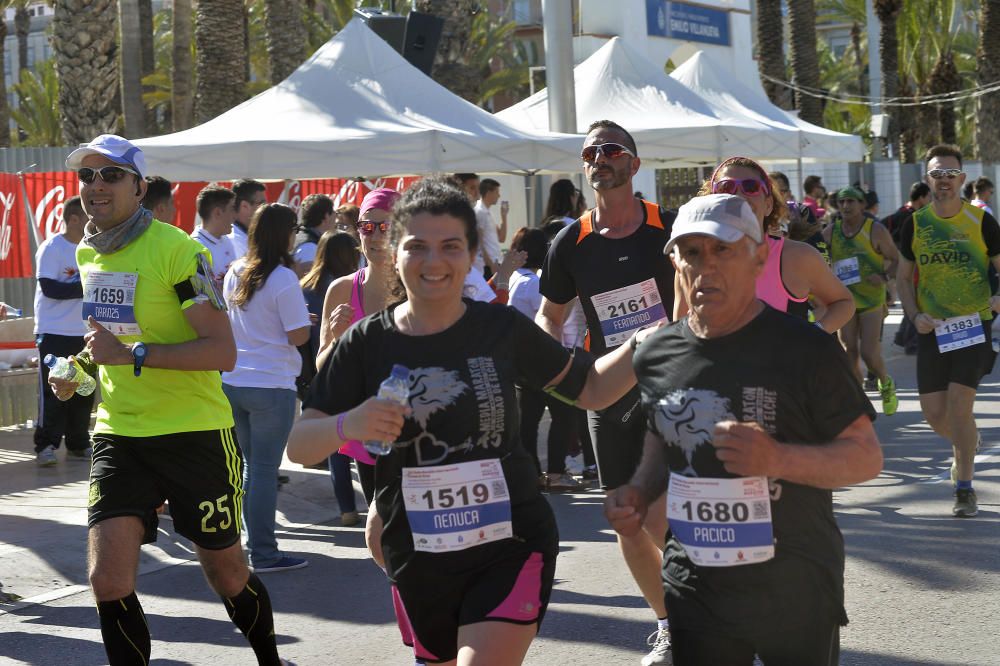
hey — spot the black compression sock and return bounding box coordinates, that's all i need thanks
[96,592,150,665]
[222,573,281,666]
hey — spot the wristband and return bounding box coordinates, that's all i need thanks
[336,413,347,441]
[630,330,642,351]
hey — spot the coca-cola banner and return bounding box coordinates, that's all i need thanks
[0,173,423,278]
[0,172,30,278]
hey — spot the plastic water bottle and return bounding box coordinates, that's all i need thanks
[364,364,410,456]
[44,353,97,397]
[1,304,22,318]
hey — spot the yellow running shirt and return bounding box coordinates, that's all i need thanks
[76,220,234,437]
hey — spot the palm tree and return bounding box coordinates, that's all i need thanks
[139,0,155,131]
[788,0,823,125]
[194,0,247,123]
[874,0,903,159]
[51,0,121,145]
[11,59,62,146]
[14,2,29,75]
[757,0,791,109]
[172,0,194,130]
[264,0,306,84]
[415,0,481,103]
[0,16,11,147]
[976,0,1000,161]
[119,0,147,137]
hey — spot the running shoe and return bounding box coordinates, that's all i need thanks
[340,511,360,527]
[878,376,898,416]
[582,465,599,481]
[66,446,93,460]
[36,445,57,467]
[952,488,978,518]
[254,556,309,573]
[641,627,672,666]
[544,473,585,493]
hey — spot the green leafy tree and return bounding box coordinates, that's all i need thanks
[11,59,62,146]
[976,0,1000,161]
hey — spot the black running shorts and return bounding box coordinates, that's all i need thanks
[588,385,646,489]
[916,318,997,394]
[88,428,244,549]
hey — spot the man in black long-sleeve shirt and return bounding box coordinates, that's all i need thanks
[33,195,93,466]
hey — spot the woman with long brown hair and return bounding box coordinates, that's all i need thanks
[222,203,312,573]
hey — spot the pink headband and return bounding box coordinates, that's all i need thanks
[359,188,400,221]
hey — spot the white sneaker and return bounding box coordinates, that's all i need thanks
[641,627,672,666]
[36,445,57,467]
[564,453,584,475]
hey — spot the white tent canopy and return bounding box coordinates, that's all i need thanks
[669,50,864,163]
[134,19,583,180]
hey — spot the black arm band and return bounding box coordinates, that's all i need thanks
[174,280,196,304]
[544,347,595,406]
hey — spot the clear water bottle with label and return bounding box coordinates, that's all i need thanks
[44,353,97,397]
[364,364,410,456]
[1,304,22,318]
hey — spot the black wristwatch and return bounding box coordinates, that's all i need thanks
[131,342,147,377]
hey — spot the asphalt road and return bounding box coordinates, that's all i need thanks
[1,310,998,665]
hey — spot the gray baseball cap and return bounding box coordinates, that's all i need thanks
[663,194,762,255]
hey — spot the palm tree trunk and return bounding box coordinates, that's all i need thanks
[139,0,155,132]
[52,0,121,145]
[930,50,960,146]
[0,18,11,147]
[757,0,791,109]
[415,0,482,103]
[14,6,29,74]
[119,0,146,137]
[172,0,193,131]
[898,80,917,163]
[194,0,247,124]
[264,0,306,84]
[976,0,1000,161]
[875,0,903,160]
[788,0,823,125]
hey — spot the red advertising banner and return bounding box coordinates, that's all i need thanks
[0,174,423,279]
[0,172,30,279]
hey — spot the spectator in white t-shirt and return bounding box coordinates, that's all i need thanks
[222,203,312,573]
[32,195,94,467]
[192,185,238,288]
[473,178,508,278]
[141,175,177,224]
[292,194,336,277]
[226,179,267,259]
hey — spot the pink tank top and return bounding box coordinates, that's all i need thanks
[755,236,808,313]
[339,269,376,465]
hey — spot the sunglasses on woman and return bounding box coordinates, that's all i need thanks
[77,165,140,185]
[712,178,769,197]
[358,220,390,235]
[581,142,636,163]
[926,168,964,180]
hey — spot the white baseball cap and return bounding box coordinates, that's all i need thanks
[66,134,147,178]
[663,194,762,255]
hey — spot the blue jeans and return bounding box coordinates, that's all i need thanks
[222,384,297,568]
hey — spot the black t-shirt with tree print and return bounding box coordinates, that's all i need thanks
[306,299,570,580]
[633,306,876,634]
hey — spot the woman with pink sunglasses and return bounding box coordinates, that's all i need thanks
[674,157,854,334]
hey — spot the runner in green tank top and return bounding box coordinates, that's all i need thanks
[897,144,1000,519]
[823,186,899,415]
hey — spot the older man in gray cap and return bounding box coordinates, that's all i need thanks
[52,134,295,665]
[605,193,882,665]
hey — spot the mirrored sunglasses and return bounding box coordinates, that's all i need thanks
[927,168,964,180]
[77,165,140,184]
[581,142,636,163]
[358,220,390,235]
[712,178,768,197]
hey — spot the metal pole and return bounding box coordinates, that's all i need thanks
[866,0,883,158]
[541,0,577,134]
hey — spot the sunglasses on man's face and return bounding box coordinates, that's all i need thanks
[77,165,139,185]
[358,220,390,235]
[581,142,635,163]
[927,168,964,180]
[712,178,769,197]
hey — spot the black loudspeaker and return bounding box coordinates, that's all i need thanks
[402,11,444,76]
[354,7,405,53]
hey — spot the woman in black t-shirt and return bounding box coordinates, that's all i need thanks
[287,178,642,665]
